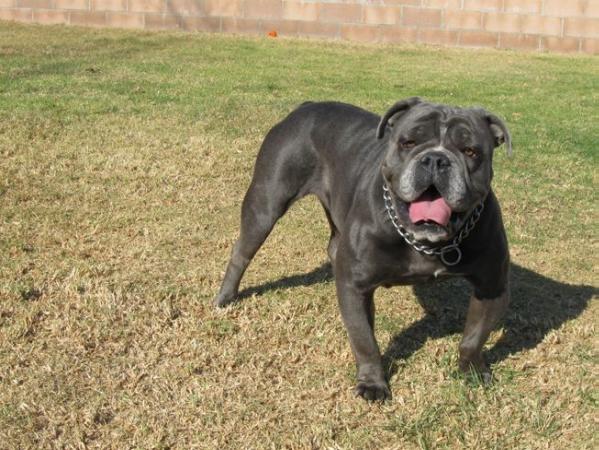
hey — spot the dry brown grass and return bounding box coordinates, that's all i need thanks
[0,22,597,449]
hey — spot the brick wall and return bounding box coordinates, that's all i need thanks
[1,1,598,54]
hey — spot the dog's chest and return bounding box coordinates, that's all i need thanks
[381,254,455,287]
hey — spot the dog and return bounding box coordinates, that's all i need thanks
[214,97,511,401]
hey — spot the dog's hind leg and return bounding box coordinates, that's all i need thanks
[214,128,316,307]
[214,180,300,307]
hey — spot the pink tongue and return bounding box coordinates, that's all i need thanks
[408,192,452,226]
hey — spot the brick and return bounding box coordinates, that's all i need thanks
[203,0,242,17]
[385,0,421,5]
[129,0,165,13]
[402,7,442,28]
[92,0,126,12]
[69,11,106,26]
[445,10,482,30]
[504,0,541,14]
[423,0,461,9]
[221,17,261,34]
[283,1,319,21]
[297,20,339,39]
[483,12,522,33]
[320,2,362,24]
[543,0,587,17]
[564,17,599,38]
[180,15,221,31]
[379,25,419,43]
[522,15,562,36]
[244,0,283,20]
[499,33,540,50]
[464,0,502,11]
[33,9,70,24]
[459,30,498,47]
[419,29,459,46]
[541,36,580,52]
[144,13,180,29]
[363,5,400,25]
[0,8,32,21]
[17,0,52,8]
[340,24,380,42]
[587,1,599,18]
[261,19,299,36]
[581,37,599,54]
[168,0,204,16]
[0,0,15,7]
[54,0,89,10]
[106,12,144,28]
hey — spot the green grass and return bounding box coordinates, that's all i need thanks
[0,22,597,449]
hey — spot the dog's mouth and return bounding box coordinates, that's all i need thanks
[392,186,464,243]
[408,186,452,227]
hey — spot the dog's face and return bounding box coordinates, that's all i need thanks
[378,97,511,243]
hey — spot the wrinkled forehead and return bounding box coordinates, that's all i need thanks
[400,104,485,141]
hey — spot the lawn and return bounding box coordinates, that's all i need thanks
[0,21,597,449]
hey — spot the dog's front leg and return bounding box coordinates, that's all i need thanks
[459,285,510,383]
[336,277,390,401]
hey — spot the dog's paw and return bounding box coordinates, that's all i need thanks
[354,380,392,401]
[481,371,493,385]
[462,369,494,386]
[213,291,237,308]
[459,361,493,385]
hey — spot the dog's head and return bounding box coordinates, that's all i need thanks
[378,97,511,243]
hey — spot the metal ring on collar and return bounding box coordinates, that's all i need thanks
[439,245,462,266]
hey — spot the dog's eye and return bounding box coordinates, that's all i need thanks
[402,140,416,150]
[462,147,477,158]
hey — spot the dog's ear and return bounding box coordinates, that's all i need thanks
[485,112,512,156]
[376,97,422,139]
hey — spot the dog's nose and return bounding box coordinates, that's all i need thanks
[420,152,450,171]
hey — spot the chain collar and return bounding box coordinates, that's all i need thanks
[382,183,484,266]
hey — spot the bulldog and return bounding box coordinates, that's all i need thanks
[214,97,512,401]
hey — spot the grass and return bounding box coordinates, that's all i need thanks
[0,21,597,449]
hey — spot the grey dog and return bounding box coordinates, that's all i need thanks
[214,97,511,401]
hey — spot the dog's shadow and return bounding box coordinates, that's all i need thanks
[235,263,333,300]
[235,263,596,374]
[383,264,596,376]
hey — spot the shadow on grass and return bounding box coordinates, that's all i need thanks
[235,262,596,378]
[383,263,597,378]
[235,263,333,300]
